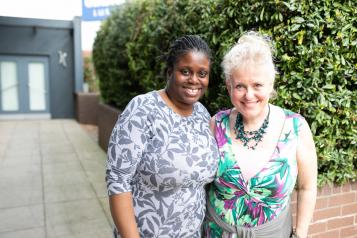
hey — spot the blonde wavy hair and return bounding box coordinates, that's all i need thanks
[221,31,277,85]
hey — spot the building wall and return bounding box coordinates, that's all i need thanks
[0,16,82,118]
[291,182,357,238]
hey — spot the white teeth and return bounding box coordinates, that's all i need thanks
[185,88,200,97]
[189,89,198,93]
[185,88,200,96]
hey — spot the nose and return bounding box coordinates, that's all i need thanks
[245,87,254,99]
[188,73,199,84]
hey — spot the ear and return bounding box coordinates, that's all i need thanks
[225,79,232,96]
[268,80,275,96]
[166,67,173,79]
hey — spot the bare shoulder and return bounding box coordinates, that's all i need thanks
[296,116,317,188]
[296,116,317,168]
[298,117,314,142]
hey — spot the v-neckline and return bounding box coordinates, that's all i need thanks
[225,106,287,185]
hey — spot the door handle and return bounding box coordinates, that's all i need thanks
[1,83,18,92]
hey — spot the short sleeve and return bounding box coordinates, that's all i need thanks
[106,95,150,196]
[199,102,211,123]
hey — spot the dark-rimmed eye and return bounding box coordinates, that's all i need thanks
[235,84,244,89]
[198,71,208,78]
[181,69,190,76]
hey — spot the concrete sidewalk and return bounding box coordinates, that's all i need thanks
[0,120,113,238]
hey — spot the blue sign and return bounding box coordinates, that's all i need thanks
[82,0,124,21]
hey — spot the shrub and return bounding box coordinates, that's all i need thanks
[83,56,99,92]
[93,1,148,108]
[93,0,356,185]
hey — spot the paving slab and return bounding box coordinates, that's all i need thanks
[0,120,113,238]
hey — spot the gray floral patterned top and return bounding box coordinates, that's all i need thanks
[106,91,219,238]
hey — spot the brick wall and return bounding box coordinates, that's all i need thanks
[291,181,357,238]
[97,103,120,151]
[75,92,100,125]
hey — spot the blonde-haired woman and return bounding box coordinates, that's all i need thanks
[203,31,317,238]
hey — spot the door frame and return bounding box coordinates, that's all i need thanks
[0,55,51,119]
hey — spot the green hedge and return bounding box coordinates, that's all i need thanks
[83,56,99,92]
[93,0,356,186]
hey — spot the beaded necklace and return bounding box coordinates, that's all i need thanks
[233,105,270,150]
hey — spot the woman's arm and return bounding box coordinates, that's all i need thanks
[295,119,318,238]
[106,95,149,238]
[110,193,140,238]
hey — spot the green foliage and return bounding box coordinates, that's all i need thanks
[92,1,147,108]
[93,0,357,185]
[83,56,99,92]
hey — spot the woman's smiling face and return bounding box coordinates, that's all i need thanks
[166,50,210,107]
[227,63,274,120]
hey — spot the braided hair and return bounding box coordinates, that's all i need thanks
[163,35,212,74]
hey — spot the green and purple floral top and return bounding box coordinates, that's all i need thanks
[203,107,303,237]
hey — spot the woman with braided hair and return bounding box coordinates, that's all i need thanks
[106,35,219,237]
[202,31,317,238]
